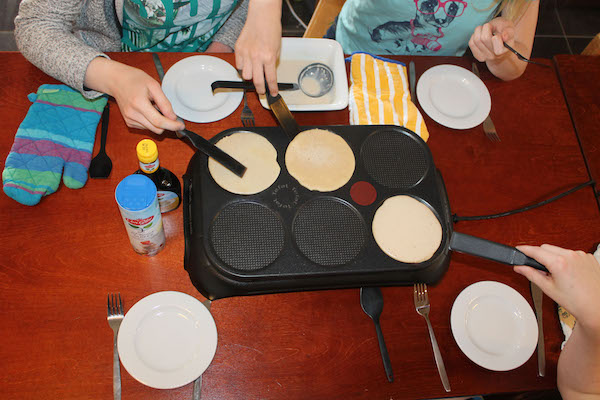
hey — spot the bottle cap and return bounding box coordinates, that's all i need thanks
[115,175,157,211]
[136,139,158,163]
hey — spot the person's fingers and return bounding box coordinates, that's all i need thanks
[235,48,245,73]
[539,243,571,255]
[470,26,494,60]
[480,23,495,53]
[139,102,185,133]
[491,34,507,56]
[241,60,253,82]
[252,59,266,95]
[147,82,179,122]
[488,17,513,36]
[263,60,278,97]
[513,265,555,296]
[469,39,486,62]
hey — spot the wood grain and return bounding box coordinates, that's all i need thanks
[0,52,598,399]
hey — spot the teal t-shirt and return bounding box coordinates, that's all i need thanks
[121,0,240,52]
[336,0,499,56]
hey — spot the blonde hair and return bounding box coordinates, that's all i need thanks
[495,0,531,21]
[473,0,531,22]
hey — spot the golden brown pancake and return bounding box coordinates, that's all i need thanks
[209,132,280,195]
[285,129,355,192]
[372,195,443,263]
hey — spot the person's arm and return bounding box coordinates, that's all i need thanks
[514,245,600,400]
[15,0,184,133]
[234,0,282,95]
[14,0,121,98]
[468,0,540,81]
[209,0,249,52]
[85,58,185,134]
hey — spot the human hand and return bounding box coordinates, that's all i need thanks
[515,244,600,333]
[85,58,185,134]
[234,0,282,95]
[469,17,515,62]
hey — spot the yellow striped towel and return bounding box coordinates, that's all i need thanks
[349,53,429,142]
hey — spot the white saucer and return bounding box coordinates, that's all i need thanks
[416,64,491,129]
[162,55,243,123]
[450,281,538,371]
[117,291,217,389]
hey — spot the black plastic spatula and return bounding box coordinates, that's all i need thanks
[89,104,112,179]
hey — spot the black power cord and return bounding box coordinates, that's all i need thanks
[452,180,596,223]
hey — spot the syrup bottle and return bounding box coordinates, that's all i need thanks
[134,139,181,213]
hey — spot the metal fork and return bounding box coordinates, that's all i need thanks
[107,294,124,400]
[241,92,255,127]
[414,284,451,392]
[503,42,551,68]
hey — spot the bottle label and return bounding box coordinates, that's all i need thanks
[140,157,159,174]
[117,195,166,256]
[157,191,180,213]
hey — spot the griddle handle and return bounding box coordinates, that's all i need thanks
[449,232,548,272]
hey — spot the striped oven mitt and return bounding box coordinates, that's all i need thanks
[2,84,107,206]
[349,52,429,141]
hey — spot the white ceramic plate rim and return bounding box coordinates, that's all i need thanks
[450,281,538,371]
[258,38,349,111]
[162,55,243,123]
[117,291,218,389]
[416,64,491,129]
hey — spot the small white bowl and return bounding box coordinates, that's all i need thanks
[259,38,349,111]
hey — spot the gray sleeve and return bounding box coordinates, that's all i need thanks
[14,0,121,99]
[212,0,248,50]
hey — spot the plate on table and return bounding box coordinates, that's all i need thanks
[162,55,243,123]
[258,38,348,111]
[117,291,217,389]
[450,281,538,371]
[416,64,491,129]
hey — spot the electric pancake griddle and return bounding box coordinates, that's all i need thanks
[183,125,544,300]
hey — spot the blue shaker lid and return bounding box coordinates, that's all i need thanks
[115,174,157,211]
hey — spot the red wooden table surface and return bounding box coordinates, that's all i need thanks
[553,54,600,209]
[0,52,598,400]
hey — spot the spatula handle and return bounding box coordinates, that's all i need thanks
[449,232,548,272]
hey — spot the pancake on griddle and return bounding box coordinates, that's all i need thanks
[209,132,280,195]
[372,195,442,263]
[285,128,355,192]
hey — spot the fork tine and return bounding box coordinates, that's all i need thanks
[107,294,111,316]
[413,284,418,303]
[118,293,124,315]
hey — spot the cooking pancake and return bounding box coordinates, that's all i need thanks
[285,129,355,192]
[209,132,280,195]
[372,195,442,263]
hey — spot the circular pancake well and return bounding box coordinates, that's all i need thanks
[209,132,280,195]
[372,195,443,263]
[285,129,355,192]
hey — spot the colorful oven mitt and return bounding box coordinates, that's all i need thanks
[2,84,107,206]
[349,52,429,142]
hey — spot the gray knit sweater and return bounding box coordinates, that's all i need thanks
[14,0,248,98]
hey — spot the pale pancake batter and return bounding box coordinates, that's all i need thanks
[209,132,280,195]
[372,195,442,263]
[285,129,355,192]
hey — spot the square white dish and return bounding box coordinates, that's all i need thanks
[259,38,349,111]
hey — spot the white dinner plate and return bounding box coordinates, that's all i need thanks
[162,55,243,123]
[416,64,491,129]
[450,281,538,371]
[117,291,217,389]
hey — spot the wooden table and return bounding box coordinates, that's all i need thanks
[1,52,598,400]
[553,55,600,209]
